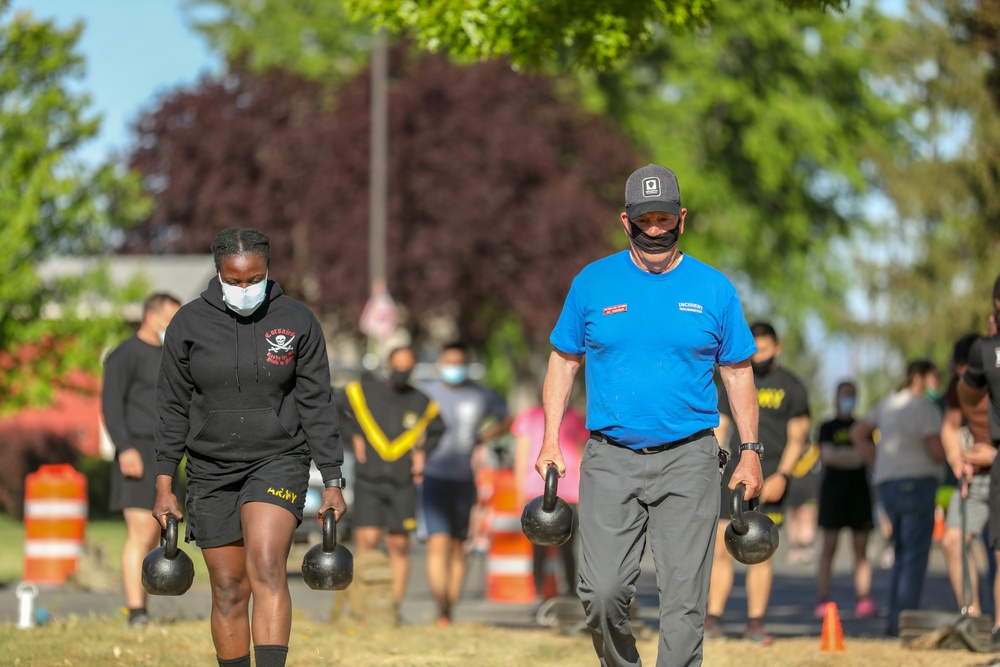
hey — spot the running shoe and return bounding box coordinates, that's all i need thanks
[743,620,773,646]
[855,597,878,618]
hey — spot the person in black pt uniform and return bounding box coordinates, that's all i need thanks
[813,380,876,620]
[102,292,181,627]
[337,345,445,614]
[708,321,810,645]
[959,274,1000,647]
[153,228,346,667]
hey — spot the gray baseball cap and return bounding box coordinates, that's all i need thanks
[625,164,681,218]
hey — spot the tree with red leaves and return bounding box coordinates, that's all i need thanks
[123,49,640,348]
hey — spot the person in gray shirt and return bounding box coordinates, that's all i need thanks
[852,359,945,637]
[419,341,511,626]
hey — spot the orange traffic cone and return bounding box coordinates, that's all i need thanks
[820,601,845,652]
[932,506,946,542]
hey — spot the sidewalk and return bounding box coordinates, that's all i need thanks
[0,528,971,638]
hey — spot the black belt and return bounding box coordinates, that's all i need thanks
[591,428,715,455]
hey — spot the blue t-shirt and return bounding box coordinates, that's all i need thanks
[550,250,755,449]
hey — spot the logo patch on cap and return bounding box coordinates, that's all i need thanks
[642,177,660,197]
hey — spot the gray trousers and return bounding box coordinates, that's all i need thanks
[578,433,721,667]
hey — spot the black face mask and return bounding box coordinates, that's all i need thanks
[751,357,775,376]
[629,220,679,253]
[388,370,412,389]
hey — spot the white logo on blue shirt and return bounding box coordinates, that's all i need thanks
[678,302,703,314]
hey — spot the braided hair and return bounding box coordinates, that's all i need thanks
[210,227,271,272]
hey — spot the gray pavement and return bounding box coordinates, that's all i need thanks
[0,525,977,640]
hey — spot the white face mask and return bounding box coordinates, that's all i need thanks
[220,272,268,316]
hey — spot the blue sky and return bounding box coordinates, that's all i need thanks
[11,0,220,164]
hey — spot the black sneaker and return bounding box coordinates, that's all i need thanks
[743,620,773,646]
[128,610,151,628]
[704,615,725,640]
[991,627,1000,649]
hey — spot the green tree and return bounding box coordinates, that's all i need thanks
[581,1,907,354]
[0,2,149,412]
[183,0,371,83]
[345,0,849,70]
[846,0,1000,368]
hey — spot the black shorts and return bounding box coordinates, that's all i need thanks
[786,467,821,508]
[184,448,310,548]
[110,439,157,512]
[818,468,874,531]
[719,459,787,524]
[352,477,417,533]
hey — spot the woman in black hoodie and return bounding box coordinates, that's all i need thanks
[153,227,346,667]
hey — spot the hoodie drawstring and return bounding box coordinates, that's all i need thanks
[234,317,241,392]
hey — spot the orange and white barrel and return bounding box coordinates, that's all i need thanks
[485,468,556,603]
[23,464,88,584]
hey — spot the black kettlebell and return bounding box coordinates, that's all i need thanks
[521,465,573,547]
[302,510,353,590]
[142,515,195,596]
[724,483,779,565]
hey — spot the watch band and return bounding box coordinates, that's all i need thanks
[738,442,764,459]
[324,478,346,489]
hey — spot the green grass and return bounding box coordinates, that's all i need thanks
[0,615,989,667]
[0,513,220,587]
[0,514,134,585]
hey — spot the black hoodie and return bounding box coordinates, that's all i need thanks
[154,276,343,482]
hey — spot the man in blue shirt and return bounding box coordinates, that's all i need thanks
[537,164,763,667]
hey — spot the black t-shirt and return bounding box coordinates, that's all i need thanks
[102,335,162,452]
[719,365,810,466]
[963,334,1000,444]
[817,415,864,480]
[337,377,445,484]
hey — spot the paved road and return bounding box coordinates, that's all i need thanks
[0,526,977,640]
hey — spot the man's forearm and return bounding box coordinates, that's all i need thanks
[542,351,580,447]
[720,362,759,445]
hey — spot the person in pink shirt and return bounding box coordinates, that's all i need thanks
[513,402,587,605]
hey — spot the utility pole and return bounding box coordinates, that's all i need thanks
[369,27,388,296]
[359,27,397,364]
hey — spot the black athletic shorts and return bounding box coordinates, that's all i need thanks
[352,477,417,533]
[183,447,310,548]
[110,439,157,512]
[786,467,821,508]
[818,468,874,531]
[719,457,787,524]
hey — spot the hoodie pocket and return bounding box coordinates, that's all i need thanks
[191,408,294,459]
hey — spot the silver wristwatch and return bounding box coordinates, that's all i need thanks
[324,478,346,489]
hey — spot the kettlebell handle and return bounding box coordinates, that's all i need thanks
[730,484,760,536]
[543,465,560,513]
[322,509,337,552]
[164,515,179,560]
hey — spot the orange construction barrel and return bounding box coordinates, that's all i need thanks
[23,464,88,584]
[485,468,556,603]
